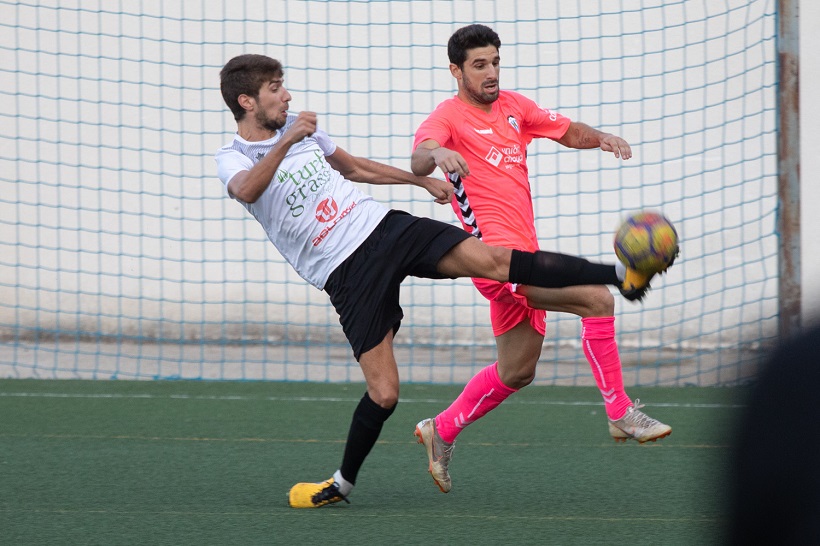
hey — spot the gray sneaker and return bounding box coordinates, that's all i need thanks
[608,399,672,443]
[414,418,455,493]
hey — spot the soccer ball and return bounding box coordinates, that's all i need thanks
[614,211,679,273]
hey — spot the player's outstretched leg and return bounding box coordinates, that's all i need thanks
[414,418,456,493]
[618,247,679,302]
[607,399,672,443]
[288,476,350,508]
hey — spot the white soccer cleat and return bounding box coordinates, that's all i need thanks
[414,418,456,493]
[608,399,672,443]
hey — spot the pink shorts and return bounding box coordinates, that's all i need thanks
[472,278,547,337]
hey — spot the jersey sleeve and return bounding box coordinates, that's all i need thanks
[518,94,572,140]
[413,105,455,150]
[312,126,337,156]
[214,147,254,198]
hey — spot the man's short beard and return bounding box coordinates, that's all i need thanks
[465,82,498,105]
[476,91,497,104]
[256,110,285,132]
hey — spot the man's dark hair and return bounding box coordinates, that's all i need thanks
[447,24,501,68]
[219,54,283,121]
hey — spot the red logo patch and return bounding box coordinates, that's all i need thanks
[315,198,339,222]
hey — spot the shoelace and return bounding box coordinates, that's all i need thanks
[311,482,350,505]
[439,439,456,462]
[625,399,662,428]
[432,429,456,464]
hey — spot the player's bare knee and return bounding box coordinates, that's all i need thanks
[505,369,535,389]
[487,245,511,280]
[497,362,537,389]
[584,286,615,316]
[368,387,399,409]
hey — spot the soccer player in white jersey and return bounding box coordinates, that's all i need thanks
[215,54,667,508]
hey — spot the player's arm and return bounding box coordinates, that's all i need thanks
[555,121,632,160]
[411,139,471,178]
[227,112,317,203]
[326,146,453,204]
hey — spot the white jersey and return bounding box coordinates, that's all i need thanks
[215,114,389,289]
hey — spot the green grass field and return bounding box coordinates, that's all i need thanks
[0,379,747,545]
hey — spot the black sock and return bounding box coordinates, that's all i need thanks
[339,392,396,485]
[508,249,620,288]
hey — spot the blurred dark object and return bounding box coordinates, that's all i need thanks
[728,322,820,545]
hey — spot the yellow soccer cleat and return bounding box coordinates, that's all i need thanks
[618,250,678,302]
[618,267,656,302]
[287,477,350,508]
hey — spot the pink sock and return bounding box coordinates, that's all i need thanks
[581,316,632,420]
[434,362,517,443]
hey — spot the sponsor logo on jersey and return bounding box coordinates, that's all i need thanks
[485,144,524,168]
[543,108,558,121]
[485,146,503,167]
[276,149,332,217]
[315,197,339,222]
[474,128,494,134]
[312,201,357,246]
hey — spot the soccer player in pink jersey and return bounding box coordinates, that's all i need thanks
[411,24,674,493]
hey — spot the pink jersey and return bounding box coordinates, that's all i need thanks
[414,90,571,251]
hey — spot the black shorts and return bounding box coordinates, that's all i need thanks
[324,210,472,361]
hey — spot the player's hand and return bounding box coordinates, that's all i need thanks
[600,134,632,160]
[431,147,471,178]
[282,111,317,146]
[419,176,455,205]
